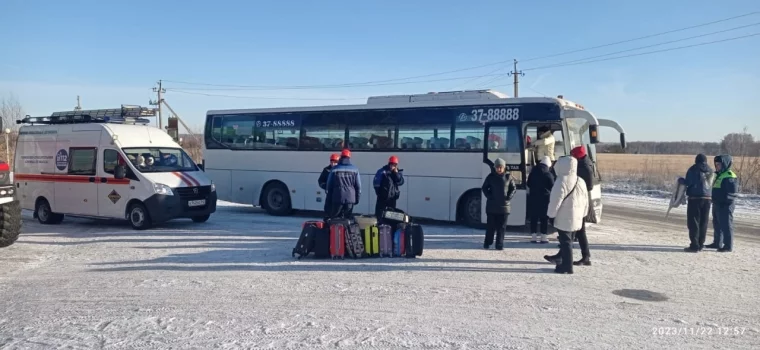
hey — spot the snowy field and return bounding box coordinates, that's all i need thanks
[1,198,759,349]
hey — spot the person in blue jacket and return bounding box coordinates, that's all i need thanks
[373,155,405,219]
[326,149,361,219]
[679,154,714,252]
[704,154,739,252]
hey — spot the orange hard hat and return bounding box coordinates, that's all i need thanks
[329,153,340,162]
[388,155,399,164]
[340,149,351,158]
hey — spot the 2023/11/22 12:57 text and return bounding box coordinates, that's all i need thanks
[651,327,747,336]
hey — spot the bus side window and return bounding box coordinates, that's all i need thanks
[347,110,396,150]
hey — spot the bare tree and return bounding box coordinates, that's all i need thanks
[0,94,23,132]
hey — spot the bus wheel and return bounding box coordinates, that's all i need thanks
[462,191,482,228]
[35,198,64,225]
[0,200,22,248]
[128,202,153,230]
[263,182,292,216]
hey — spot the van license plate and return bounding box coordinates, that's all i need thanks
[188,199,206,207]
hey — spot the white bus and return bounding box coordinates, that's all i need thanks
[202,90,626,227]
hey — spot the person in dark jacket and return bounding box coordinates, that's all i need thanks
[527,156,555,244]
[570,145,594,266]
[481,158,517,250]
[705,154,739,252]
[326,149,361,219]
[373,155,405,219]
[679,154,714,252]
[318,153,340,217]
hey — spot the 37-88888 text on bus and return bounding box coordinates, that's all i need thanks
[471,107,520,125]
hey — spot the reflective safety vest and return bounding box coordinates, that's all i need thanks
[712,170,737,189]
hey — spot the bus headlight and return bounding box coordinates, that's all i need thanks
[154,183,174,196]
[210,183,216,192]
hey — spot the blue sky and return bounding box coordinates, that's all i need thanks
[1,0,758,142]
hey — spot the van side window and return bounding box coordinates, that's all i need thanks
[103,149,119,174]
[68,148,97,176]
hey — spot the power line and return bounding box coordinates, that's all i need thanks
[167,89,366,101]
[520,11,759,62]
[523,22,760,70]
[162,11,759,91]
[523,32,760,72]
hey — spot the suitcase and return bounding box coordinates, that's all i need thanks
[292,221,324,259]
[329,220,347,259]
[381,207,410,225]
[392,224,406,257]
[406,223,424,257]
[313,225,331,259]
[378,224,393,257]
[363,225,379,257]
[345,222,365,259]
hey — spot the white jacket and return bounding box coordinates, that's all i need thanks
[533,131,555,161]
[547,156,589,232]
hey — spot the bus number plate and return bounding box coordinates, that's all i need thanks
[188,199,206,207]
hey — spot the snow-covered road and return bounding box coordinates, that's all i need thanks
[1,200,758,349]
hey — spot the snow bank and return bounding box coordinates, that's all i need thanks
[0,203,758,349]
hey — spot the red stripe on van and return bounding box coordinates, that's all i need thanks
[170,172,192,186]
[180,172,201,187]
[15,174,130,185]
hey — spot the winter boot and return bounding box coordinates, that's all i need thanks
[540,234,549,244]
[483,242,490,250]
[554,266,573,274]
[704,243,720,249]
[531,233,538,243]
[573,257,591,266]
[544,254,561,264]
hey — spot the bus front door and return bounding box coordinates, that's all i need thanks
[481,124,527,227]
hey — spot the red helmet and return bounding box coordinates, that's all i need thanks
[388,155,399,164]
[329,153,340,162]
[340,149,351,158]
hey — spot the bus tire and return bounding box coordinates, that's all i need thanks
[191,214,210,223]
[262,182,292,216]
[35,198,64,225]
[128,202,153,230]
[0,200,22,248]
[459,190,483,228]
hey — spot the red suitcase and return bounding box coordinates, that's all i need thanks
[329,221,346,259]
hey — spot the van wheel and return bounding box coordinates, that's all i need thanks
[128,203,152,230]
[35,199,64,225]
[0,201,22,248]
[263,182,291,216]
[191,214,210,223]
[461,191,482,228]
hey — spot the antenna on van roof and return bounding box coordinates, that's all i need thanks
[16,105,158,126]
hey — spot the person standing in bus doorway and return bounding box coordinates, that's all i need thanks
[527,156,555,244]
[705,155,738,253]
[679,154,713,252]
[373,155,405,219]
[318,153,340,219]
[545,156,589,274]
[481,158,516,250]
[326,149,361,219]
[532,126,556,162]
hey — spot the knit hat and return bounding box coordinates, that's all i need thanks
[570,145,587,159]
[494,158,506,167]
[695,154,707,164]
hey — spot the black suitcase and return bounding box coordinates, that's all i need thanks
[406,223,424,257]
[313,226,330,259]
[292,221,325,259]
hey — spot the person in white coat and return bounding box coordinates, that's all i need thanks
[543,156,589,274]
[532,126,555,162]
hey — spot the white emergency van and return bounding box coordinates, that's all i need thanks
[14,105,217,230]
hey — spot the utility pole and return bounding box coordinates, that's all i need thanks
[507,59,525,97]
[152,80,165,129]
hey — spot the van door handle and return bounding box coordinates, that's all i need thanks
[100,177,107,183]
[88,177,96,183]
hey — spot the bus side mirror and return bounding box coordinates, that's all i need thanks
[589,125,600,144]
[114,165,126,179]
[620,133,627,150]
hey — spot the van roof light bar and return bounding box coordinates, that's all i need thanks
[16,105,157,125]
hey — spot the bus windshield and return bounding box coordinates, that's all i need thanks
[122,147,198,173]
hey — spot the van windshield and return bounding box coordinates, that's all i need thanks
[122,147,198,173]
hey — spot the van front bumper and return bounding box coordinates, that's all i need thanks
[143,191,218,224]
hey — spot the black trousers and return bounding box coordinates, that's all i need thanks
[529,196,550,234]
[485,214,508,248]
[576,220,590,259]
[687,198,711,249]
[375,198,397,220]
[329,203,354,219]
[557,230,575,272]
